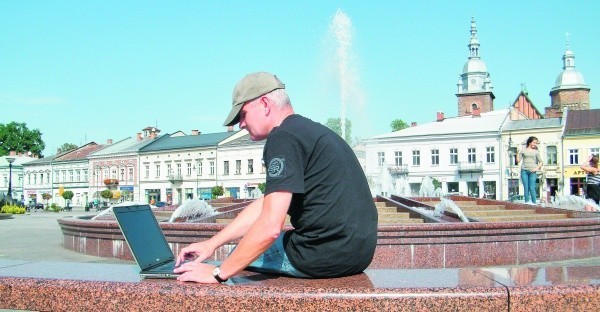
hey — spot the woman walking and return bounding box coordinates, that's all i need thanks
[517,136,543,204]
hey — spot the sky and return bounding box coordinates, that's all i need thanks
[1,1,598,156]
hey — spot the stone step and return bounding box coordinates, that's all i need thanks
[463,209,537,217]
[374,202,389,208]
[476,214,569,222]
[377,207,399,213]
[378,212,412,219]
[453,205,507,212]
[378,218,424,224]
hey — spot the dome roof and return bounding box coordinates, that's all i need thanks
[553,69,588,90]
[463,58,487,73]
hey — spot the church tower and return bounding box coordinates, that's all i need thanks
[545,35,590,118]
[456,17,495,117]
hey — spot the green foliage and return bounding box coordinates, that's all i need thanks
[1,204,26,214]
[100,189,113,200]
[257,182,266,193]
[432,178,442,190]
[62,190,74,200]
[46,203,62,212]
[325,117,352,143]
[211,185,224,198]
[57,143,78,154]
[0,122,45,157]
[42,193,52,200]
[390,119,409,132]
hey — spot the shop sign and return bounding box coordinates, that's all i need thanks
[564,167,586,177]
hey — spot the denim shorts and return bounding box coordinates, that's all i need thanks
[243,231,310,278]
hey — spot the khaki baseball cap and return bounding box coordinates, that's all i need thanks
[223,72,286,126]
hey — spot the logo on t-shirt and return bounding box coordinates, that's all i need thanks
[268,157,285,178]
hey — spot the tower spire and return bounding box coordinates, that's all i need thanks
[468,17,480,59]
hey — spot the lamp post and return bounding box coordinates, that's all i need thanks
[193,163,199,199]
[6,157,15,204]
[95,165,100,209]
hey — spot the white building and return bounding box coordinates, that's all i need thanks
[364,109,509,199]
[1,153,35,203]
[137,130,237,204]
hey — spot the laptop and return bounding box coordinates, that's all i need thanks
[113,204,180,279]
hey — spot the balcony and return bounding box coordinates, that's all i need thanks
[388,164,409,176]
[457,161,483,177]
[168,174,183,184]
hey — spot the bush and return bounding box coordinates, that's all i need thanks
[1,204,26,214]
[211,185,224,199]
[46,203,62,213]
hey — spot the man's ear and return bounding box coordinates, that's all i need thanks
[260,96,271,114]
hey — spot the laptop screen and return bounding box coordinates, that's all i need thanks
[113,205,175,270]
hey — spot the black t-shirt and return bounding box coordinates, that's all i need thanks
[264,114,378,277]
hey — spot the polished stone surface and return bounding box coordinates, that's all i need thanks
[1,259,599,311]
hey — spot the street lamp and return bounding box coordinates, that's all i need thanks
[6,157,15,204]
[193,163,199,199]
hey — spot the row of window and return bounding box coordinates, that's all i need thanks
[379,146,599,167]
[26,169,90,185]
[93,167,135,183]
[378,147,496,167]
[143,159,260,179]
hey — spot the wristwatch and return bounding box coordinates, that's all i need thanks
[212,266,228,283]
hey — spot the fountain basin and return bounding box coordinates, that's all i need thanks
[58,196,600,268]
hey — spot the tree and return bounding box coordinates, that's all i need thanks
[257,182,266,194]
[0,122,45,157]
[100,190,113,201]
[62,190,74,207]
[211,185,224,199]
[390,119,409,132]
[325,117,352,143]
[57,143,78,154]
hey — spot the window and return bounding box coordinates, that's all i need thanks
[591,148,600,156]
[167,164,172,176]
[431,149,439,165]
[210,161,215,175]
[197,161,203,176]
[223,161,229,175]
[248,159,254,174]
[46,173,50,184]
[235,160,241,175]
[450,148,458,165]
[394,151,402,166]
[155,164,160,178]
[486,147,495,163]
[546,146,557,165]
[377,152,385,167]
[33,174,37,185]
[468,148,476,163]
[83,170,88,182]
[176,163,181,176]
[69,170,74,182]
[120,168,125,181]
[412,150,420,166]
[111,168,117,179]
[145,165,150,178]
[186,163,192,176]
[447,182,459,194]
[128,167,133,181]
[75,170,80,182]
[28,174,31,185]
[569,149,579,165]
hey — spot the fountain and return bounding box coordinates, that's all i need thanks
[553,195,600,212]
[250,188,263,199]
[168,199,217,222]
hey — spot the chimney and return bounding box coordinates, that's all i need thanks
[137,133,142,141]
[191,130,199,136]
[227,126,234,132]
[107,139,113,145]
[472,107,481,117]
[436,111,445,122]
[411,122,417,127]
[150,128,157,139]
